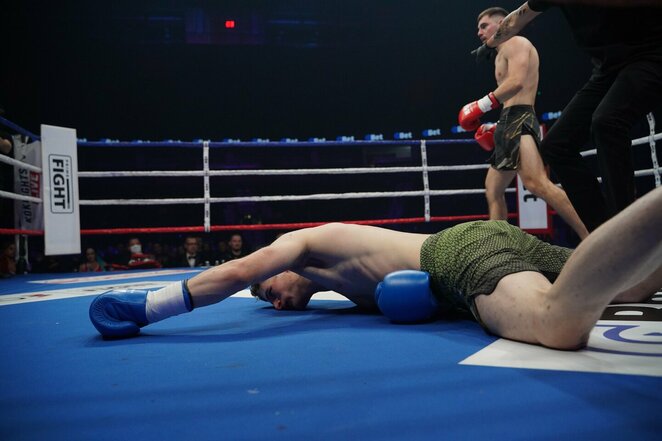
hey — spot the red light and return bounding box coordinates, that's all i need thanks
[225,20,235,29]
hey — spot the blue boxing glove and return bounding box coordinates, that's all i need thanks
[89,289,149,338]
[89,281,193,339]
[375,270,440,323]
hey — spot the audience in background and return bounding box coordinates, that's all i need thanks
[117,237,161,270]
[221,233,251,262]
[149,241,171,269]
[1,232,268,274]
[79,247,106,272]
[173,235,207,268]
[0,241,17,278]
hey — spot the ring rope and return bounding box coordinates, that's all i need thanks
[0,154,41,173]
[646,113,660,187]
[633,131,662,147]
[203,140,211,233]
[0,115,659,237]
[0,116,39,141]
[76,164,492,178]
[420,140,431,222]
[0,189,41,204]
[78,188,515,206]
[0,213,518,237]
[76,139,476,148]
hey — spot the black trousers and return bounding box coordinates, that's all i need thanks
[541,56,662,231]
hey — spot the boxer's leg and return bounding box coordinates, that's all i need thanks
[477,187,662,349]
[484,167,517,220]
[518,135,589,239]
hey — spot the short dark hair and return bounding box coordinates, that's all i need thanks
[250,283,262,300]
[477,7,509,23]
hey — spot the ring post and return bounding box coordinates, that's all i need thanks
[40,124,81,255]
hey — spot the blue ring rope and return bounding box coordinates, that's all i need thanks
[0,117,475,148]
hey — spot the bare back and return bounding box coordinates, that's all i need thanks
[286,223,429,302]
[494,36,539,107]
[188,223,429,308]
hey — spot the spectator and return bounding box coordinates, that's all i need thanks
[79,247,106,272]
[174,235,207,268]
[215,238,229,264]
[150,242,170,268]
[118,237,161,270]
[0,241,16,278]
[222,233,250,262]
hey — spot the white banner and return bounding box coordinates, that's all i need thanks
[13,135,44,231]
[516,175,549,232]
[41,124,80,256]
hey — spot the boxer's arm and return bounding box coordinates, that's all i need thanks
[492,38,533,103]
[187,234,307,308]
[486,3,542,48]
[540,0,661,6]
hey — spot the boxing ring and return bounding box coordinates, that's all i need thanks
[1,116,661,440]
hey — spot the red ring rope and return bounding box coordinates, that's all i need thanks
[0,213,518,236]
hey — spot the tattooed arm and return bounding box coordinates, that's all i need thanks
[485,3,543,48]
[544,0,661,5]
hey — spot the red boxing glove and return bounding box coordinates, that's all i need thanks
[458,92,500,131]
[475,123,496,152]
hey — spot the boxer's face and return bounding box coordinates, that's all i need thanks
[477,15,502,43]
[256,271,311,311]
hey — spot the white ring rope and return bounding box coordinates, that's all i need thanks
[0,189,41,204]
[76,164,491,178]
[79,188,513,206]
[646,113,660,187]
[203,140,211,233]
[420,140,431,222]
[580,125,661,157]
[0,115,659,210]
[0,154,41,173]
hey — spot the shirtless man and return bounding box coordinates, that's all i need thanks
[90,186,662,351]
[473,1,662,233]
[459,7,589,240]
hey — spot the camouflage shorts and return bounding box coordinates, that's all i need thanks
[420,221,572,327]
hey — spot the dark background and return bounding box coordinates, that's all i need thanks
[4,0,594,140]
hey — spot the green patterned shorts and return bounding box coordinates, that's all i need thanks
[420,221,572,328]
[491,105,541,170]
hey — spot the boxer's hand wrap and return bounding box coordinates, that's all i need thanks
[375,270,440,323]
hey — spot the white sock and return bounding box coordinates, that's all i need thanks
[146,282,192,323]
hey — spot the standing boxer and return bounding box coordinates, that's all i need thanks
[459,7,588,240]
[474,0,662,231]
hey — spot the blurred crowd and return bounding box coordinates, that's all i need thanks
[0,231,280,277]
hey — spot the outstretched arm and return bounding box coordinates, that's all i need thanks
[486,3,542,48]
[187,233,307,308]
